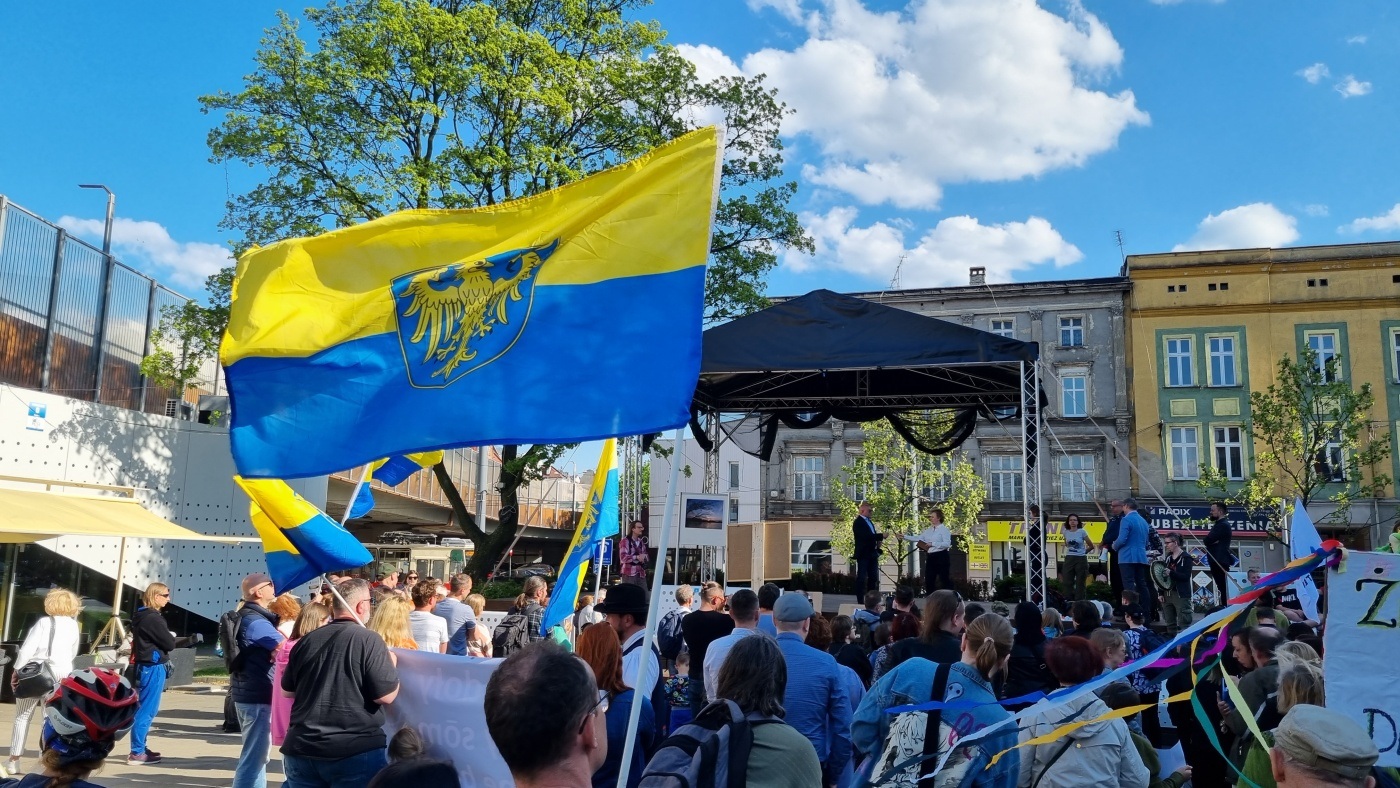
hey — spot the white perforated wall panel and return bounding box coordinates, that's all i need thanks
[1,385,328,623]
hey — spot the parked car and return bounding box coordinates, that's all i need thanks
[509,562,556,579]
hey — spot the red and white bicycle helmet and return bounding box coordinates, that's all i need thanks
[43,668,139,742]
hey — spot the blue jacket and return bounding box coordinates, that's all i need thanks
[853,659,1019,788]
[775,632,852,777]
[229,604,284,705]
[595,689,656,788]
[1113,510,1150,565]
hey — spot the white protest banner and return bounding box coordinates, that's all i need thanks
[1324,550,1400,767]
[383,649,514,787]
[1288,499,1322,620]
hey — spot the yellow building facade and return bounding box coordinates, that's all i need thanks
[1126,242,1400,547]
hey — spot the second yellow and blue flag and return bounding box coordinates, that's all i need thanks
[235,476,374,593]
[541,440,619,636]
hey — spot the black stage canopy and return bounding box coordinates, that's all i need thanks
[687,289,1043,459]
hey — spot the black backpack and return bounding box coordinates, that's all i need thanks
[218,607,258,672]
[491,612,531,657]
[638,700,779,788]
[624,637,670,737]
[852,614,876,653]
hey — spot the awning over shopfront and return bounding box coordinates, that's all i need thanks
[0,487,246,544]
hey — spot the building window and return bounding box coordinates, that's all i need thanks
[728,497,740,522]
[1392,329,1400,383]
[1058,454,1096,501]
[1208,335,1238,387]
[1061,375,1087,418]
[991,319,1015,338]
[924,467,951,502]
[792,456,825,501]
[1213,426,1245,480]
[1166,337,1194,387]
[1317,429,1346,482]
[728,461,740,490]
[1306,331,1340,382]
[1059,316,1084,347]
[988,456,1023,502]
[853,460,886,501]
[1170,426,1200,480]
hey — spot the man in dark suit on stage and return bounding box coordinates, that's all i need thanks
[852,501,883,598]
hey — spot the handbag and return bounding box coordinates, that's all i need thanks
[13,617,58,699]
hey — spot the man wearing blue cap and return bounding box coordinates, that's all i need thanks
[773,593,852,788]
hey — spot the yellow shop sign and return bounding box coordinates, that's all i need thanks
[986,520,1106,545]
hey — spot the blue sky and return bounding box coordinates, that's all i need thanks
[3,0,1399,302]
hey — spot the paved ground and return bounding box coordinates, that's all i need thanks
[0,689,279,787]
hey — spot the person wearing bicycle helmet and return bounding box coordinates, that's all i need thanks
[0,668,138,788]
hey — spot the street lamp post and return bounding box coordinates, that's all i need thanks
[79,184,116,402]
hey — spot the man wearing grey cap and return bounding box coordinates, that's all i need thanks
[230,573,285,788]
[1271,704,1380,788]
[773,593,852,788]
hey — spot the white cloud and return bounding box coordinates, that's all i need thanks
[793,206,1083,286]
[1346,35,1368,45]
[1338,203,1400,234]
[1335,75,1372,98]
[745,0,806,23]
[685,0,1149,210]
[57,216,231,291]
[1297,63,1330,84]
[1172,203,1299,252]
[1302,203,1329,217]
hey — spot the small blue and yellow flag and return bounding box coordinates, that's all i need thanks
[235,477,374,593]
[541,440,620,636]
[223,128,719,479]
[346,450,446,520]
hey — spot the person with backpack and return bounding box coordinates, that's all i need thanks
[493,576,549,658]
[1120,604,1166,746]
[853,612,1019,788]
[656,587,693,677]
[576,623,657,788]
[228,573,285,788]
[598,583,666,736]
[851,591,883,651]
[641,634,822,788]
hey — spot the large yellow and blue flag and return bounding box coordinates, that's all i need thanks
[222,128,720,479]
[541,440,619,636]
[235,477,374,593]
[347,450,446,520]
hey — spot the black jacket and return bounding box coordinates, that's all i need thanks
[1164,551,1193,597]
[852,514,879,560]
[1203,517,1233,564]
[886,630,962,672]
[1003,639,1055,701]
[1101,514,1122,553]
[132,607,179,665]
[229,604,283,705]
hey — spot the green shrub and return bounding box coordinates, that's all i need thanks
[993,574,1026,602]
[1085,581,1114,602]
[480,580,523,600]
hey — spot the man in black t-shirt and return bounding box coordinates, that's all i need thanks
[281,578,399,788]
[679,583,733,716]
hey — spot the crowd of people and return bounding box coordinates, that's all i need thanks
[0,512,1382,788]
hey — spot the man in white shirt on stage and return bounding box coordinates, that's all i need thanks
[907,506,953,594]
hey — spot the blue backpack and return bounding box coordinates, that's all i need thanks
[657,609,687,661]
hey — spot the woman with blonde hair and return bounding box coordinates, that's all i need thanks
[128,581,200,765]
[6,588,82,775]
[268,593,302,639]
[464,594,492,657]
[855,613,1020,786]
[1239,653,1325,788]
[367,594,417,650]
[272,603,331,748]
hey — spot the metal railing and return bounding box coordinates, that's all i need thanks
[0,196,189,413]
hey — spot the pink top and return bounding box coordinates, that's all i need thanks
[271,638,298,746]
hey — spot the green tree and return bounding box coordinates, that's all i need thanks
[138,288,225,412]
[831,417,986,586]
[1200,347,1392,530]
[198,0,809,578]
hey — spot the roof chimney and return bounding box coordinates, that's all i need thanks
[969,266,986,286]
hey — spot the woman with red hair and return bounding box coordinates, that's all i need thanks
[574,624,657,788]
